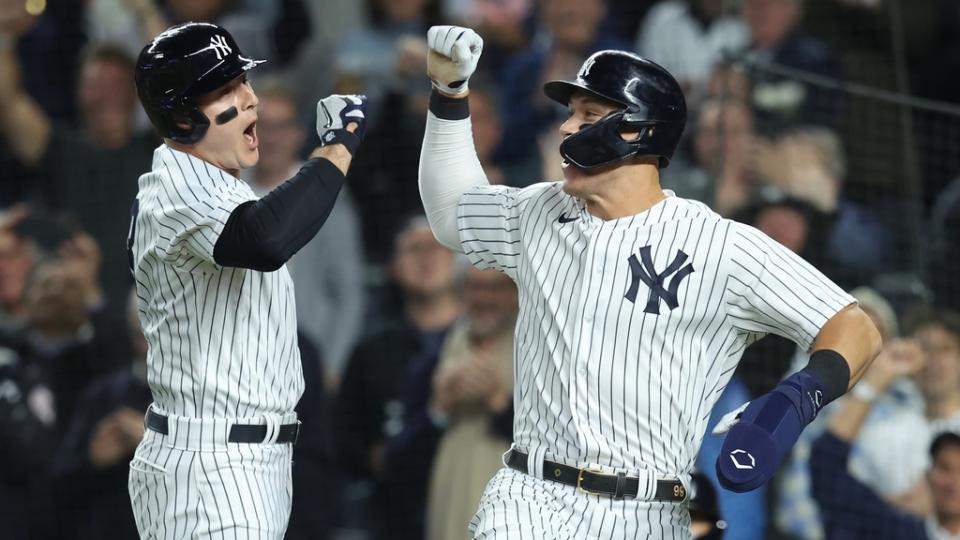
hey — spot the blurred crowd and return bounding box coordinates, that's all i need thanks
[2,0,960,539]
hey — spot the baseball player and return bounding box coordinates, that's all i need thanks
[418,25,882,539]
[127,22,366,539]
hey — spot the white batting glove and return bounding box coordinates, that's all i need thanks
[426,25,483,96]
[712,402,750,435]
[317,94,367,154]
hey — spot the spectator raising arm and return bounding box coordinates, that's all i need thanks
[811,339,929,539]
[0,44,50,167]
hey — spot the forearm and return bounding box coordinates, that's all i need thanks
[826,393,874,443]
[309,142,353,176]
[811,304,883,388]
[0,50,50,166]
[213,158,345,271]
[418,90,490,251]
[127,0,169,41]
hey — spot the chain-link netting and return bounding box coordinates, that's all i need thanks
[2,1,960,539]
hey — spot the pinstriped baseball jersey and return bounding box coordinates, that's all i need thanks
[458,182,853,478]
[129,145,304,419]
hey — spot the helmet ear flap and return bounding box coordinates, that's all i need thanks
[168,107,211,144]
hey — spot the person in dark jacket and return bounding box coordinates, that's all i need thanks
[334,216,462,539]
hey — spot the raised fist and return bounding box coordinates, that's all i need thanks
[426,25,483,96]
[316,94,367,154]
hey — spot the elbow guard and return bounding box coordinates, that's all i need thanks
[717,350,850,492]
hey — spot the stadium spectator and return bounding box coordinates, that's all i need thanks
[334,217,462,540]
[740,0,840,134]
[929,176,960,314]
[0,205,33,330]
[0,337,57,540]
[426,267,517,540]
[602,0,658,43]
[242,81,365,386]
[462,84,537,188]
[288,332,344,540]
[49,292,150,540]
[333,0,440,103]
[496,0,630,167]
[87,0,311,71]
[0,234,128,436]
[665,97,758,213]
[753,126,890,285]
[636,0,749,102]
[347,83,430,265]
[810,334,960,539]
[442,0,534,76]
[846,307,960,513]
[0,43,154,324]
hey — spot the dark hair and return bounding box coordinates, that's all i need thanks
[903,305,960,343]
[13,211,81,254]
[80,42,136,73]
[931,432,960,460]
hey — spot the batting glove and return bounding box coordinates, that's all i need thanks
[317,94,367,155]
[426,25,483,96]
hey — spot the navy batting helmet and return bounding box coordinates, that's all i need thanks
[135,22,265,144]
[544,50,686,169]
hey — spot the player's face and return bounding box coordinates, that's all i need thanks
[929,444,960,519]
[191,75,260,175]
[558,93,634,197]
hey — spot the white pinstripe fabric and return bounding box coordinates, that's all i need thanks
[457,182,853,537]
[130,145,304,420]
[129,145,303,537]
[468,468,692,540]
[129,429,293,539]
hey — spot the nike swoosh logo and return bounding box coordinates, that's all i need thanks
[558,214,580,223]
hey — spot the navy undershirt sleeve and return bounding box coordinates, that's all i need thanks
[213,158,345,271]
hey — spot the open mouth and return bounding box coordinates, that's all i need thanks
[243,120,258,148]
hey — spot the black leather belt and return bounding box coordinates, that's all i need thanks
[145,409,300,444]
[506,450,686,501]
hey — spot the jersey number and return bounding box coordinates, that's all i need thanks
[127,199,139,276]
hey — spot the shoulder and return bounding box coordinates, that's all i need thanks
[463,181,565,211]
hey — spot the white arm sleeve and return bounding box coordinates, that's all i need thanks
[418,109,490,252]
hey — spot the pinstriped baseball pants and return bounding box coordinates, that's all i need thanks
[468,468,692,540]
[128,424,293,539]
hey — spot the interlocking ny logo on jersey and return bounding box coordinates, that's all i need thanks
[209,35,233,60]
[625,246,695,314]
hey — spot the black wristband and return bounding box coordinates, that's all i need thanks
[323,130,361,156]
[802,349,851,405]
[429,90,470,120]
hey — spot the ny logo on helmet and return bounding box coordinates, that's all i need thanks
[209,35,233,60]
[579,56,598,79]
